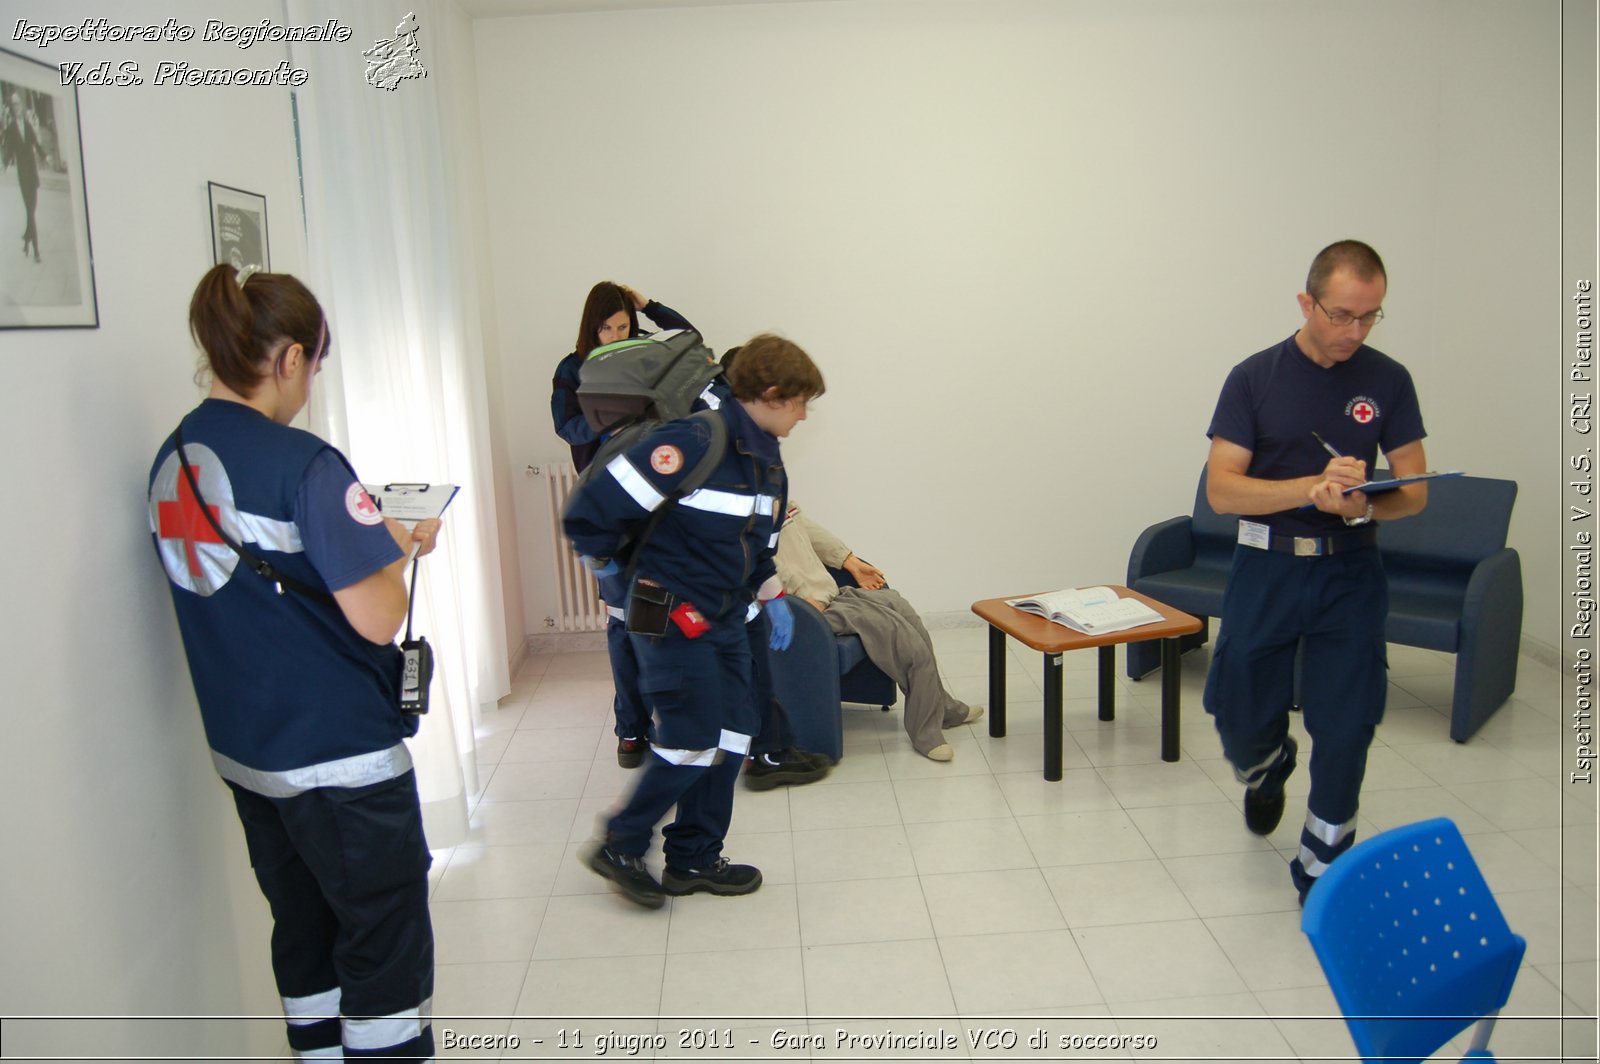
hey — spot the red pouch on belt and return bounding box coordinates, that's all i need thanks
[669,601,710,639]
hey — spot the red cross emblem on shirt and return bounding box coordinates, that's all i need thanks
[157,463,224,578]
[1351,402,1375,423]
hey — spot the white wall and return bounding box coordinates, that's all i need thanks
[476,0,1562,649]
[0,0,499,1054]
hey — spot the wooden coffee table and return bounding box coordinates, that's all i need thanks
[971,587,1202,781]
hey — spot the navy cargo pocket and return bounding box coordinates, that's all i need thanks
[328,773,431,901]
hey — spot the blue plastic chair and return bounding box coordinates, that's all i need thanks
[1301,818,1526,1064]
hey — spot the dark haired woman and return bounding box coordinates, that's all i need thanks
[550,281,691,472]
[147,264,439,1061]
[550,281,691,767]
[564,333,824,907]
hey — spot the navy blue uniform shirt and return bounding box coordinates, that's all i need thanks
[1208,335,1426,536]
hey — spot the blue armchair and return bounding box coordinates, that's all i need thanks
[765,569,897,762]
[1126,465,1522,743]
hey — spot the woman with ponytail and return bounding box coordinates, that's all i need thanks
[147,264,439,1061]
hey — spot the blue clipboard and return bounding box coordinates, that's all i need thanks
[1343,470,1464,495]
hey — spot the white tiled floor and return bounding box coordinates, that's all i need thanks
[427,631,1599,1062]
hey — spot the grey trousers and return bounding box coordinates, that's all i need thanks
[823,587,970,754]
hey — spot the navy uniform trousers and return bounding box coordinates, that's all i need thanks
[228,772,434,1060]
[599,571,651,741]
[608,614,760,871]
[746,610,800,757]
[1203,544,1389,896]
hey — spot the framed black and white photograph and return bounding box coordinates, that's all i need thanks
[208,182,269,273]
[0,46,98,329]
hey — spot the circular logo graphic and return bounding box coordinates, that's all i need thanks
[150,446,240,597]
[346,483,385,525]
[1346,396,1380,424]
[650,445,684,475]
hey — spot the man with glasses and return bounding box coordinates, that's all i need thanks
[1201,240,1430,905]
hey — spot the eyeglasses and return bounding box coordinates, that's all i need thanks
[1315,300,1384,328]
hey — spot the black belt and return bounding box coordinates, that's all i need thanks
[1262,525,1378,557]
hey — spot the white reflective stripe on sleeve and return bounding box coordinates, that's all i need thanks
[1304,810,1356,848]
[757,575,783,601]
[342,1007,425,1050]
[698,384,722,409]
[213,743,413,799]
[1296,845,1331,877]
[745,601,761,623]
[755,494,777,517]
[292,1048,342,1059]
[233,510,303,553]
[607,604,626,621]
[282,987,341,1024]
[680,487,759,517]
[768,533,780,548]
[719,729,753,756]
[652,744,719,767]
[606,455,666,512]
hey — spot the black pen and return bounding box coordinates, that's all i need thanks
[1311,431,1342,459]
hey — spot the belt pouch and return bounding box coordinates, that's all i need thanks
[626,582,673,636]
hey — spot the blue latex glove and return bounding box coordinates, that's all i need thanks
[765,595,794,651]
[584,556,619,580]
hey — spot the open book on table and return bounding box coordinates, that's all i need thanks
[1006,586,1165,636]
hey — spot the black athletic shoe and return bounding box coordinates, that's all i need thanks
[616,736,649,769]
[661,857,763,896]
[584,844,666,909]
[743,747,831,790]
[1243,735,1298,836]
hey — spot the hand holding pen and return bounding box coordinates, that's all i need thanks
[1311,431,1367,487]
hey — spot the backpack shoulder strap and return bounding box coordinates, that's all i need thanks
[619,409,730,585]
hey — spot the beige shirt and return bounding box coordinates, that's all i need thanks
[775,500,853,607]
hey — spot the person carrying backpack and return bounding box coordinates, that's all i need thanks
[563,333,824,907]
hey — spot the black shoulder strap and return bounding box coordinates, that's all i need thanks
[621,410,729,585]
[172,421,338,607]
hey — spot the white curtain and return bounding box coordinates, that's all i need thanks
[286,0,508,846]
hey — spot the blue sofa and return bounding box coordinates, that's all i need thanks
[1125,466,1521,742]
[765,570,898,762]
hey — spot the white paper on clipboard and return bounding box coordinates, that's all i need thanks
[362,482,459,526]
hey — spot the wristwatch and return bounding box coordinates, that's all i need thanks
[1344,502,1375,527]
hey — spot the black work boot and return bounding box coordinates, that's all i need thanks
[585,843,666,908]
[661,857,763,896]
[743,747,831,791]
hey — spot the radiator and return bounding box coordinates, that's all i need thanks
[545,462,606,632]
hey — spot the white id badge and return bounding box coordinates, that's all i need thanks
[1238,520,1271,550]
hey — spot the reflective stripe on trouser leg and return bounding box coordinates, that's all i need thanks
[1292,809,1359,892]
[343,997,433,1057]
[1234,739,1294,792]
[283,988,342,1058]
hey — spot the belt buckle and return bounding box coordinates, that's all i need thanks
[1293,537,1323,557]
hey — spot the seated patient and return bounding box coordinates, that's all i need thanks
[776,502,983,761]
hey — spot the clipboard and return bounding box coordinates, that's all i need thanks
[1295,470,1464,509]
[362,482,460,525]
[1344,470,1464,495]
